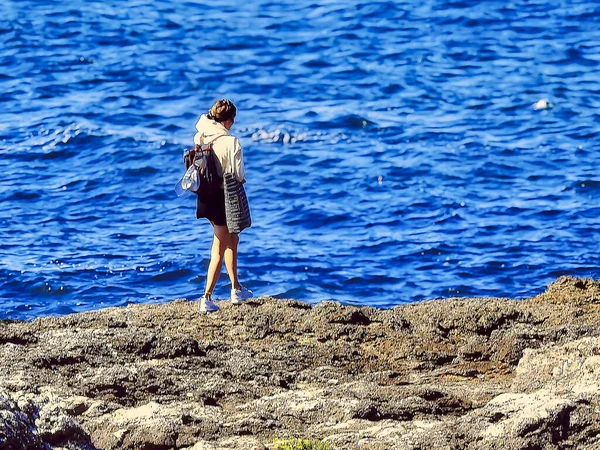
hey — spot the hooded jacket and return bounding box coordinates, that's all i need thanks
[193,114,246,183]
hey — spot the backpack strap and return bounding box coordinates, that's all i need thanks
[197,135,225,152]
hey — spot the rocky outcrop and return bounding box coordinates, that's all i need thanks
[1,276,600,449]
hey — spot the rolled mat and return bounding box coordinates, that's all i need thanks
[223,173,251,234]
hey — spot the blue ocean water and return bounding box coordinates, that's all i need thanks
[1,0,600,320]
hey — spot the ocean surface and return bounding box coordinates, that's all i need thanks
[1,0,600,320]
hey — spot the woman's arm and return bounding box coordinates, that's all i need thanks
[231,137,246,183]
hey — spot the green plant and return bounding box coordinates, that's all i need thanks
[274,437,334,450]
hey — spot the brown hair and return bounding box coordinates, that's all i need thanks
[207,99,237,123]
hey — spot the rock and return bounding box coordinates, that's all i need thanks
[0,389,95,450]
[513,336,600,395]
[477,390,576,447]
[0,389,42,450]
[532,276,600,306]
[1,276,600,449]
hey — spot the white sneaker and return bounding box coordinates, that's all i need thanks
[231,285,252,304]
[199,296,219,314]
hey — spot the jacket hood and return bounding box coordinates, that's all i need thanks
[194,114,230,144]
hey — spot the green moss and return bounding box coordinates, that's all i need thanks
[274,437,334,450]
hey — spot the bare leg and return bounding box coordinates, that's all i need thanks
[224,233,241,291]
[204,225,230,298]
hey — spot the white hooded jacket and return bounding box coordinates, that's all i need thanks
[193,114,246,183]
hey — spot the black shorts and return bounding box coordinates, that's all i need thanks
[196,189,226,226]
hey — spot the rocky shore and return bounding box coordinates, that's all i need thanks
[2,276,600,450]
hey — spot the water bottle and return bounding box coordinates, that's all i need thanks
[174,178,186,197]
[174,149,188,197]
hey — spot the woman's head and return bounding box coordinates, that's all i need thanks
[208,99,236,129]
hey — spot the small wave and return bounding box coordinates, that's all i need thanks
[250,127,309,144]
[571,180,600,194]
[151,269,195,282]
[2,191,42,201]
[123,166,160,177]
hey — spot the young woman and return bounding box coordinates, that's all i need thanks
[193,99,251,313]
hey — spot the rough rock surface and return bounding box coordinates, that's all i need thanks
[1,276,600,449]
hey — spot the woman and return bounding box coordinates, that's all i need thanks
[193,99,251,313]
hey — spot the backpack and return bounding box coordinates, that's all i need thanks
[183,136,224,198]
